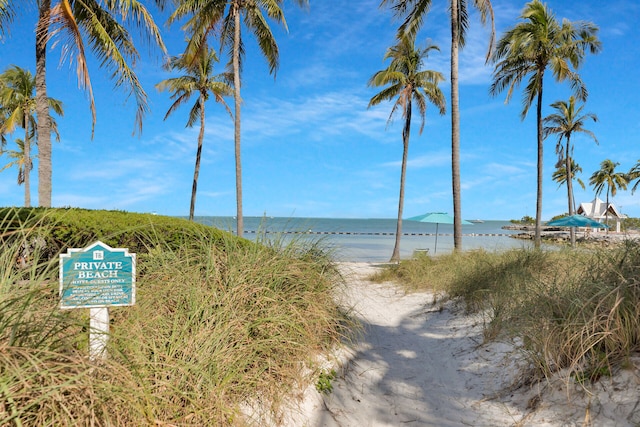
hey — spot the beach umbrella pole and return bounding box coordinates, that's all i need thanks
[434,223,439,254]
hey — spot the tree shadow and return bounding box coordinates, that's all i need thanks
[313,296,525,427]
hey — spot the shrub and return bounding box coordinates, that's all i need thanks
[378,244,640,388]
[0,208,350,425]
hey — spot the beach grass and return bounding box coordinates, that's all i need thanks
[376,244,640,387]
[0,208,351,425]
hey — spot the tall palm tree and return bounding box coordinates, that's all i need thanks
[29,0,166,207]
[156,46,233,221]
[368,33,446,262]
[589,159,627,230]
[0,65,63,207]
[380,0,495,251]
[489,0,601,248]
[170,0,308,237]
[543,96,597,246]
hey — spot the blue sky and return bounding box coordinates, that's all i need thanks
[0,1,639,221]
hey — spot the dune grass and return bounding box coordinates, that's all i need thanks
[375,244,640,387]
[0,208,351,425]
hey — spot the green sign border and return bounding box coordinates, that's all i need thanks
[59,241,136,309]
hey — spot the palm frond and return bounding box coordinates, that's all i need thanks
[245,3,280,76]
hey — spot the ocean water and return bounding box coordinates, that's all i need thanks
[196,216,534,263]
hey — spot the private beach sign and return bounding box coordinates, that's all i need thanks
[59,241,136,360]
[59,241,136,309]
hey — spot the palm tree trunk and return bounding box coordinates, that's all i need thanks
[450,0,462,251]
[190,94,205,221]
[534,75,544,248]
[391,102,412,262]
[24,112,31,207]
[606,189,610,233]
[565,137,575,246]
[233,2,243,237]
[36,0,51,207]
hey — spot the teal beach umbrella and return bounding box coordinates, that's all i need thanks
[546,214,609,229]
[406,212,473,253]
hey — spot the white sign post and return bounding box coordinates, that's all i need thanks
[59,241,136,361]
[89,307,110,360]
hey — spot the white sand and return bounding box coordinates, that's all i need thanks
[280,262,640,427]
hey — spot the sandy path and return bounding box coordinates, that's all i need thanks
[280,262,640,427]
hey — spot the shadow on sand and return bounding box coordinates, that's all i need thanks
[312,281,526,427]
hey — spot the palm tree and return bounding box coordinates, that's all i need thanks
[627,161,640,195]
[489,0,601,248]
[552,159,585,194]
[0,1,14,37]
[170,0,308,237]
[368,33,446,262]
[29,0,166,207]
[543,96,597,246]
[156,46,232,221]
[0,138,36,205]
[379,0,495,251]
[552,159,586,246]
[0,65,63,207]
[589,159,627,230]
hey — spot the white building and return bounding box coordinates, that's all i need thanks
[576,197,626,232]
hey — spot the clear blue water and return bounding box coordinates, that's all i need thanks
[195,216,534,263]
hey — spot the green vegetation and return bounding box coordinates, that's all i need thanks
[373,246,640,387]
[315,369,337,394]
[510,215,535,225]
[0,208,350,425]
[0,0,166,207]
[622,217,640,231]
[0,207,237,259]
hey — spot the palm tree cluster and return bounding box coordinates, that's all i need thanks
[0,0,166,207]
[0,1,307,232]
[0,65,63,207]
[1,0,635,256]
[377,0,495,261]
[544,96,597,246]
[372,0,607,257]
[168,0,309,234]
[490,0,601,247]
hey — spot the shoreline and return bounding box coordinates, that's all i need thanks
[503,224,640,243]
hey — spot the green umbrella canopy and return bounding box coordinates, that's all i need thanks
[546,214,609,228]
[406,212,472,254]
[406,212,473,225]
